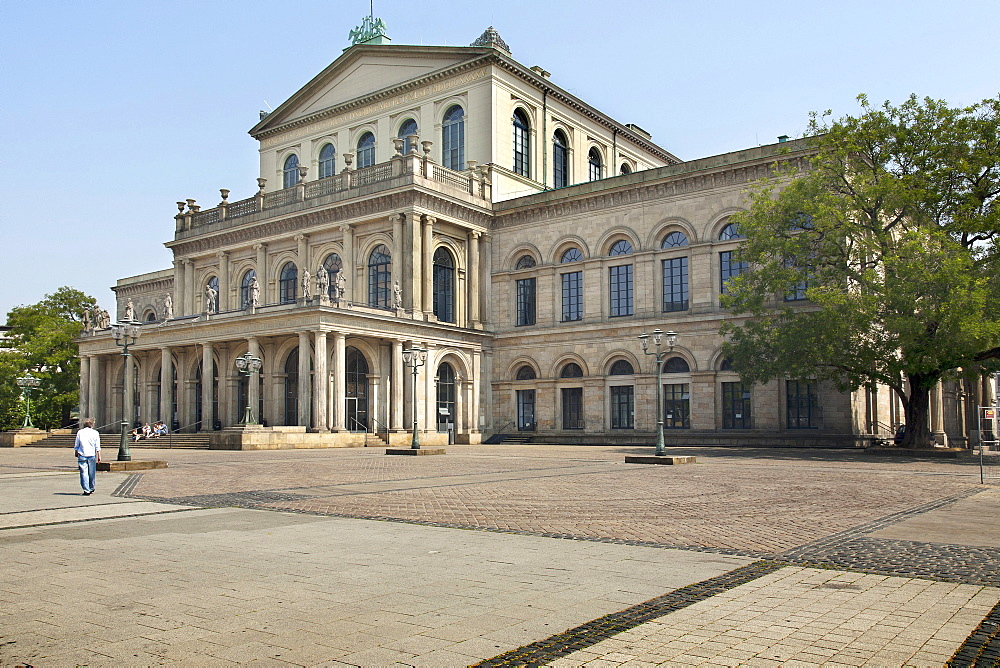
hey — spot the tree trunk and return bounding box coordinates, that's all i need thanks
[901,376,933,448]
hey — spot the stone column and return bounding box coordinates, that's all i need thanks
[79,355,91,421]
[471,349,482,435]
[932,379,947,446]
[298,331,311,427]
[332,333,346,431]
[423,345,436,432]
[160,346,173,424]
[88,356,102,425]
[390,214,403,263]
[422,215,435,313]
[339,225,354,302]
[479,234,491,327]
[254,243,267,305]
[406,216,420,310]
[312,330,328,431]
[296,233,309,277]
[124,354,136,428]
[218,252,230,312]
[247,337,260,424]
[173,259,184,317]
[201,343,214,431]
[468,230,481,327]
[185,259,196,316]
[391,340,404,431]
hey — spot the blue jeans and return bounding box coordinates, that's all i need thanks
[77,455,97,493]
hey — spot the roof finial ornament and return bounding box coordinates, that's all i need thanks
[471,26,510,54]
[349,5,390,46]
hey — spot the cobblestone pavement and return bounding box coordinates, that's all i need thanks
[1,445,998,666]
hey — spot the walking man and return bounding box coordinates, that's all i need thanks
[74,417,101,496]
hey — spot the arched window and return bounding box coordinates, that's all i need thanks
[553,130,568,188]
[719,221,744,240]
[206,275,219,313]
[662,231,689,248]
[514,254,536,270]
[432,247,455,323]
[282,154,299,189]
[560,247,582,263]
[322,253,342,299]
[240,269,256,308]
[663,357,690,373]
[588,148,602,182]
[356,132,375,168]
[516,365,536,381]
[145,310,157,322]
[720,358,735,371]
[560,362,583,378]
[436,362,456,430]
[442,105,465,170]
[609,359,634,375]
[513,109,530,177]
[368,244,391,307]
[279,263,297,304]
[609,240,633,256]
[318,144,336,179]
[398,119,418,156]
[620,163,632,176]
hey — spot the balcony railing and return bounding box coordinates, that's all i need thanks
[176,155,492,236]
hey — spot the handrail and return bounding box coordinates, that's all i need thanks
[495,421,514,436]
[370,417,389,441]
[347,416,367,433]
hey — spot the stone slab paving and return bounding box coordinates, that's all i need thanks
[543,567,1000,667]
[1,445,999,666]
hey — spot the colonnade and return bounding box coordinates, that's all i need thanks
[78,332,481,439]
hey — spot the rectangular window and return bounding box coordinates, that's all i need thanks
[610,385,634,429]
[561,387,584,429]
[662,257,689,312]
[784,258,810,301]
[720,251,748,295]
[609,264,634,317]
[516,278,536,326]
[787,380,820,428]
[663,383,690,429]
[722,382,751,429]
[561,271,583,321]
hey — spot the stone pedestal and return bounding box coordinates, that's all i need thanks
[386,448,446,456]
[624,455,697,465]
[98,460,168,472]
[0,428,48,447]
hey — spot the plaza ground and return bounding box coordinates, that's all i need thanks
[1,444,998,666]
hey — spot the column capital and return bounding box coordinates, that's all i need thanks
[253,242,266,251]
[422,214,436,226]
[339,224,352,234]
[216,250,229,260]
[294,233,308,243]
[469,229,482,240]
[389,213,404,224]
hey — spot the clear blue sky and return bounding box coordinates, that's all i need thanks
[1,0,998,319]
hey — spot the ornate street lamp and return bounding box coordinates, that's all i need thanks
[111,320,142,461]
[15,373,41,428]
[402,345,428,449]
[235,352,263,425]
[638,329,678,457]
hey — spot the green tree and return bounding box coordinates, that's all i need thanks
[721,94,1000,448]
[0,287,98,430]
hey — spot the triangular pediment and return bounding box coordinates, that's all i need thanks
[251,45,490,137]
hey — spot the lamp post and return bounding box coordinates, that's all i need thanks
[402,345,427,449]
[638,329,678,457]
[111,320,142,461]
[15,373,41,428]
[235,352,263,425]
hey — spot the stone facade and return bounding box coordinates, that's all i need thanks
[76,26,975,449]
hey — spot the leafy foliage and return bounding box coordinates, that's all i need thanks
[0,287,97,430]
[721,94,1000,447]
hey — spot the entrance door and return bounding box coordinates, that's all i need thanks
[516,389,536,431]
[346,347,369,431]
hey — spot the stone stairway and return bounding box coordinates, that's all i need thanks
[24,432,211,449]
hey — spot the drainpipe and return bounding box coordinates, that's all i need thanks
[541,89,548,190]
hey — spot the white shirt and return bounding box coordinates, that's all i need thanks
[74,427,101,457]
